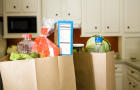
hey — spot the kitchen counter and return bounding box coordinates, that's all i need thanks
[115,59,140,71]
[115,59,125,64]
[125,60,140,71]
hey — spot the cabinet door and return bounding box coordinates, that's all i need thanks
[124,0,140,32]
[115,73,123,90]
[101,0,120,33]
[23,0,37,12]
[81,0,101,36]
[0,0,3,16]
[63,0,81,26]
[132,79,140,90]
[126,77,133,90]
[42,0,62,21]
[5,0,20,12]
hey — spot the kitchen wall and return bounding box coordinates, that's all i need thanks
[7,28,118,52]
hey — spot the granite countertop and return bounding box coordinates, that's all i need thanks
[115,59,125,64]
[125,60,140,71]
[115,59,140,71]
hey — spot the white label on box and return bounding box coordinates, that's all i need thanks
[60,24,71,28]
[60,30,71,42]
[59,43,71,54]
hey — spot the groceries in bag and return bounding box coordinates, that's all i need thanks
[86,35,111,52]
[32,28,59,58]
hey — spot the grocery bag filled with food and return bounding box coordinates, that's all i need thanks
[9,18,59,60]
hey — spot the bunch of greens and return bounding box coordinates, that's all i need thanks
[10,52,39,61]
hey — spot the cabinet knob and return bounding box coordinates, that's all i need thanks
[26,5,29,8]
[68,13,71,16]
[13,5,16,9]
[129,82,131,85]
[107,26,110,29]
[133,85,136,88]
[115,67,117,70]
[127,26,130,29]
[56,13,58,16]
[131,70,134,74]
[95,26,97,29]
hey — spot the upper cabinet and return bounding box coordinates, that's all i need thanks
[81,0,101,35]
[101,0,120,33]
[22,0,37,12]
[42,0,61,20]
[42,0,81,28]
[124,0,140,33]
[0,0,3,16]
[5,0,38,13]
[5,0,20,13]
[81,0,120,37]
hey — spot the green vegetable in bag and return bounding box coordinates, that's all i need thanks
[85,35,111,52]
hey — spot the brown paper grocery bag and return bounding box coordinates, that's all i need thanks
[73,51,115,90]
[36,57,60,90]
[58,55,76,90]
[0,57,60,90]
[0,55,76,90]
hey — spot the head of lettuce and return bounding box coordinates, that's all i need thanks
[85,35,111,52]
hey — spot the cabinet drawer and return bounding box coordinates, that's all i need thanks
[115,64,123,73]
[126,66,140,81]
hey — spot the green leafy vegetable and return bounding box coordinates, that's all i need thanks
[10,53,21,61]
[29,51,39,58]
[85,35,111,52]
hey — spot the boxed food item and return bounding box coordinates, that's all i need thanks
[54,21,73,56]
[0,55,76,90]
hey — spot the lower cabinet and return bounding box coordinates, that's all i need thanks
[126,76,140,90]
[125,65,140,90]
[115,64,124,90]
[115,73,123,90]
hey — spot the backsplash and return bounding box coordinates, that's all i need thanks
[7,28,118,52]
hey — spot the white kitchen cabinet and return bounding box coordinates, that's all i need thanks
[81,0,101,35]
[124,0,140,33]
[22,0,37,12]
[63,0,81,25]
[125,65,140,90]
[101,0,120,33]
[42,0,81,28]
[115,64,124,90]
[123,37,140,60]
[42,0,61,20]
[127,76,140,90]
[5,0,20,12]
[81,0,120,37]
[116,73,123,90]
[0,0,3,16]
[5,0,37,13]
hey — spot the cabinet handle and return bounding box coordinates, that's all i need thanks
[95,26,97,30]
[133,85,136,88]
[129,82,131,85]
[56,13,58,16]
[115,67,117,70]
[26,5,29,8]
[107,26,110,29]
[131,70,134,74]
[68,13,71,16]
[13,5,16,9]
[127,26,130,29]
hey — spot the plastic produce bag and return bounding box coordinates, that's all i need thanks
[42,18,55,36]
[32,18,59,58]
